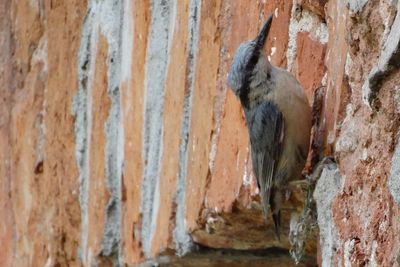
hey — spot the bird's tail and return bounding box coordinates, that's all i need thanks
[260,190,271,223]
[272,210,281,241]
[270,189,283,241]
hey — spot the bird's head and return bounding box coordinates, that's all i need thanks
[227,15,273,101]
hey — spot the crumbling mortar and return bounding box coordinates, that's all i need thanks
[72,4,98,263]
[286,0,328,72]
[99,0,124,265]
[347,0,369,15]
[173,0,201,256]
[73,0,125,265]
[141,0,176,258]
[208,2,232,174]
[389,132,400,205]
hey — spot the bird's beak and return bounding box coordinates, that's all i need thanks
[255,14,273,50]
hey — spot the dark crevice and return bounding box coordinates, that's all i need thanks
[157,246,317,266]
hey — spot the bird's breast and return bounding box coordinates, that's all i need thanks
[266,72,312,182]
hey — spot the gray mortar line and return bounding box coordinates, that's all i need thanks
[97,0,124,265]
[173,0,201,256]
[389,133,400,205]
[72,3,98,264]
[141,0,176,258]
[117,0,133,263]
[73,0,127,265]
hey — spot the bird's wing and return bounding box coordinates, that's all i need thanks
[246,101,284,219]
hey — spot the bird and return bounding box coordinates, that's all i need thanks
[227,15,312,239]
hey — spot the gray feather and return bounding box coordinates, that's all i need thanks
[245,101,284,220]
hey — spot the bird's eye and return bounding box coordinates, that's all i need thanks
[267,72,271,80]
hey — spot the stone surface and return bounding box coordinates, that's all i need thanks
[321,0,349,151]
[2,0,400,266]
[295,32,327,101]
[331,1,400,266]
[362,1,400,108]
[299,0,328,18]
[313,163,342,267]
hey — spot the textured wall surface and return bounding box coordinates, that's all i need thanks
[1,0,400,266]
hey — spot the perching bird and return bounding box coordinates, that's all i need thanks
[227,15,311,239]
